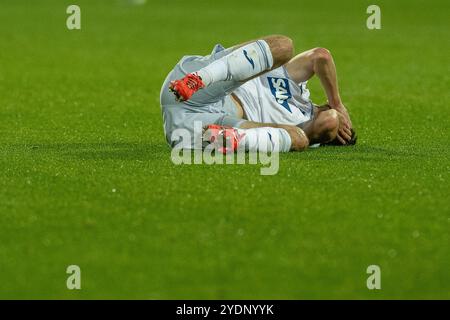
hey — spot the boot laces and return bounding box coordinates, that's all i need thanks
[186,74,202,90]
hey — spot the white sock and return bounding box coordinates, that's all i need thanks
[197,59,227,86]
[197,40,274,86]
[237,127,291,153]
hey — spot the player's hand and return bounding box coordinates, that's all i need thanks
[329,103,353,144]
[332,103,352,128]
[335,112,353,144]
[319,102,353,144]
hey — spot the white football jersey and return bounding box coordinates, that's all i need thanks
[232,66,314,126]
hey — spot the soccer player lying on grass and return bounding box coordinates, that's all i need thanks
[160,35,356,153]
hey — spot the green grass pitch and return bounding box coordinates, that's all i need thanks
[0,0,449,299]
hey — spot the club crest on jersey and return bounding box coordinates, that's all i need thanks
[267,77,292,113]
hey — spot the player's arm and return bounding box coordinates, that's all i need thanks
[285,48,353,144]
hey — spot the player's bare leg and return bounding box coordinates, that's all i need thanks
[169,35,294,101]
[285,47,354,145]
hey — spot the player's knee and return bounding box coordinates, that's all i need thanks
[277,35,294,62]
[265,35,294,66]
[311,47,332,63]
[285,126,309,151]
